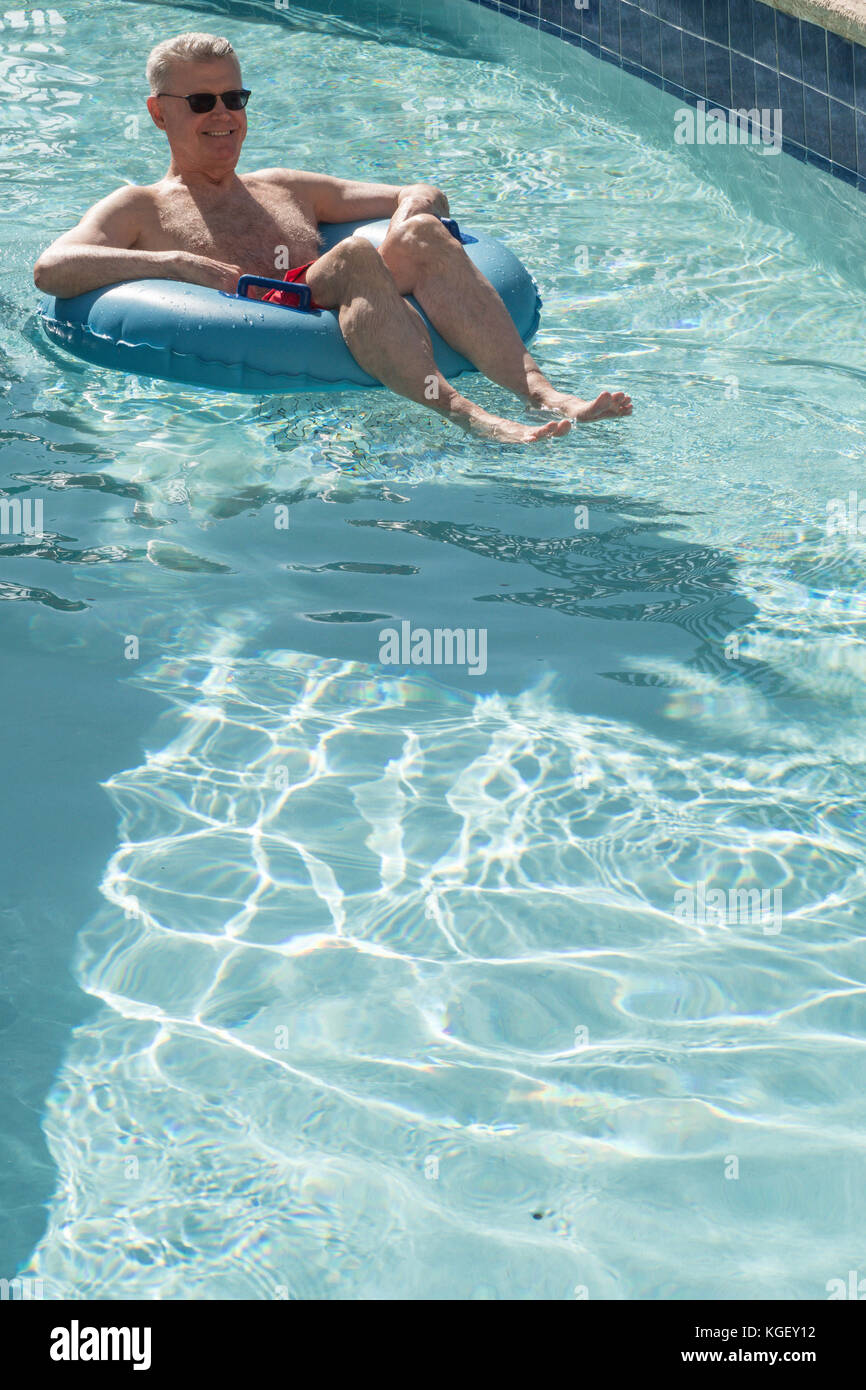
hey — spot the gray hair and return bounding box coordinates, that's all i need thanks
[146,32,238,94]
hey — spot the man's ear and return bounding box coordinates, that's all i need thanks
[146,95,166,130]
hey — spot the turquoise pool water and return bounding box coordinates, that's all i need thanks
[3,0,866,1299]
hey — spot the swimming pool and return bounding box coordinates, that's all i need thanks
[3,0,866,1299]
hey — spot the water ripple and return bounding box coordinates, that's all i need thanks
[22,626,866,1299]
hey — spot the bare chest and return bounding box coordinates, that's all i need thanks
[147,181,321,275]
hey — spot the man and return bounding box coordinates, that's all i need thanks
[34,32,632,444]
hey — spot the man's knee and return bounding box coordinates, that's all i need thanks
[386,212,453,262]
[307,235,391,305]
[332,235,386,280]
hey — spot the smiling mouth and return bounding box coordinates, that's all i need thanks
[203,130,235,137]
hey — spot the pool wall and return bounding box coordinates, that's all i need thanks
[473,0,866,187]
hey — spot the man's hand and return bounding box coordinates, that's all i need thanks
[166,250,244,293]
[395,182,449,219]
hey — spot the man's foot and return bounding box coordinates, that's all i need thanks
[530,387,633,422]
[448,397,572,444]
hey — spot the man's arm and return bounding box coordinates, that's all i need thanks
[266,169,448,224]
[33,187,242,298]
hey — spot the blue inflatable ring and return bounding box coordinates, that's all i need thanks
[38,217,542,395]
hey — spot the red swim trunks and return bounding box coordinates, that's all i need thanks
[261,260,325,312]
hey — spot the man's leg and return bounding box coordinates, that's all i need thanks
[378,213,632,422]
[304,237,570,444]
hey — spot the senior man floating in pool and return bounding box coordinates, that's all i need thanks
[34,32,632,444]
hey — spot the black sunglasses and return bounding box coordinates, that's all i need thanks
[157,89,251,113]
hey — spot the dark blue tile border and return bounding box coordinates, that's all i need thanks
[599,0,621,51]
[705,40,731,108]
[752,3,776,67]
[779,73,805,145]
[621,3,642,62]
[775,10,802,82]
[491,0,866,187]
[679,0,703,39]
[830,97,856,168]
[803,84,830,158]
[755,60,779,112]
[681,30,705,93]
[828,30,855,105]
[582,1,600,42]
[705,3,729,49]
[729,0,754,58]
[731,51,756,110]
[660,20,684,84]
[538,0,563,24]
[800,21,827,92]
[854,43,866,110]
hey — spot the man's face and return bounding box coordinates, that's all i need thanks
[148,57,247,171]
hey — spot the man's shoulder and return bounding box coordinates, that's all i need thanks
[244,167,323,189]
[106,179,161,199]
[70,181,161,236]
[91,181,162,214]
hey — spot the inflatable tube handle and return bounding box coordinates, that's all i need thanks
[440,217,476,245]
[233,275,313,311]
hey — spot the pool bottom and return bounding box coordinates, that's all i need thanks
[20,630,866,1301]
